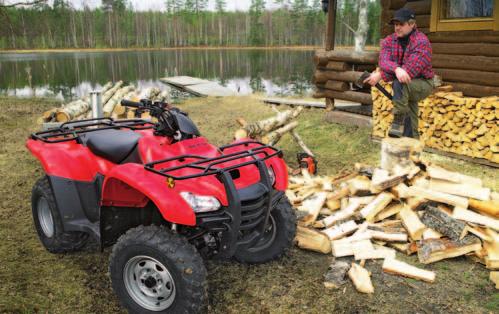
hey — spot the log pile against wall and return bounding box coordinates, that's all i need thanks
[371,83,499,164]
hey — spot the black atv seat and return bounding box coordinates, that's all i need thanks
[80,129,141,164]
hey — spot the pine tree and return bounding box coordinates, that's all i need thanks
[249,0,265,46]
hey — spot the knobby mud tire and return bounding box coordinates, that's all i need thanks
[31,177,88,253]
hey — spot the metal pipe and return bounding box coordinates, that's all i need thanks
[90,90,103,119]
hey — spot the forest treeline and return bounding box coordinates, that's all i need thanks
[0,0,381,49]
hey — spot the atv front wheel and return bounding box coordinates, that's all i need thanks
[234,196,296,264]
[109,225,207,313]
[31,177,88,253]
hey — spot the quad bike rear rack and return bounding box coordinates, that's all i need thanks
[31,117,154,143]
[145,140,285,259]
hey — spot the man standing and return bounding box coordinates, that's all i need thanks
[364,8,434,138]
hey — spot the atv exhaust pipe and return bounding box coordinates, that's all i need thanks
[90,90,103,119]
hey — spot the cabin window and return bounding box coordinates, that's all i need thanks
[430,0,499,31]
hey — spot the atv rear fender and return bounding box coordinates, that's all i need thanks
[102,163,230,226]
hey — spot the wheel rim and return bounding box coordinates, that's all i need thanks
[247,214,277,253]
[123,255,176,312]
[37,197,54,238]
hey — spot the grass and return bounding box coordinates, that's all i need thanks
[0,95,497,313]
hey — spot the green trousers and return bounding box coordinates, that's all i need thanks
[392,78,434,138]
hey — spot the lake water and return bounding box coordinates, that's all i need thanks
[0,49,316,100]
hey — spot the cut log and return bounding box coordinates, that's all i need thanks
[326,199,341,211]
[399,206,426,241]
[406,186,469,208]
[424,167,482,187]
[348,263,374,294]
[428,30,499,44]
[484,229,499,270]
[262,121,299,145]
[323,220,358,240]
[406,197,428,211]
[391,183,410,199]
[404,0,431,15]
[421,205,466,241]
[332,240,354,257]
[243,107,303,138]
[55,99,90,122]
[320,200,361,228]
[369,230,408,242]
[290,130,314,157]
[461,225,492,242]
[103,85,135,117]
[453,207,499,231]
[350,196,376,205]
[426,179,490,201]
[447,82,499,98]
[371,168,406,193]
[490,272,499,289]
[348,176,372,196]
[375,203,404,222]
[352,241,396,260]
[380,137,423,172]
[422,228,443,240]
[299,192,327,226]
[327,186,350,201]
[360,192,394,222]
[417,236,482,264]
[102,81,124,104]
[469,199,499,218]
[382,258,435,283]
[324,261,351,289]
[295,226,331,254]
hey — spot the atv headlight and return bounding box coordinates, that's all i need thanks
[180,192,221,213]
[267,167,276,186]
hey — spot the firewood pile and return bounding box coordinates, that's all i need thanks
[291,137,499,292]
[234,105,314,156]
[38,81,170,124]
[372,83,499,164]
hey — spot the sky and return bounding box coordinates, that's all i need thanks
[5,0,286,11]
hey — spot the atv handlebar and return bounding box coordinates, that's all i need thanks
[120,99,142,108]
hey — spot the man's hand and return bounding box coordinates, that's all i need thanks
[363,71,382,86]
[395,67,411,84]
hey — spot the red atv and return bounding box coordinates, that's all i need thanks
[26,99,296,313]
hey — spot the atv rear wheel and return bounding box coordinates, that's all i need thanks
[109,225,207,313]
[234,196,296,264]
[31,177,88,253]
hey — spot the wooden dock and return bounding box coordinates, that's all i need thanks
[160,76,236,97]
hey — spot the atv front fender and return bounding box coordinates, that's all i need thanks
[102,163,197,226]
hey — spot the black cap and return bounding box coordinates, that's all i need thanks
[390,8,416,24]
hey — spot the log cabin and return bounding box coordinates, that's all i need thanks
[314,0,499,166]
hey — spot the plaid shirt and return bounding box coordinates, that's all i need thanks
[379,29,434,82]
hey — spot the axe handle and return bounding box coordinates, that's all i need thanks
[374,83,393,100]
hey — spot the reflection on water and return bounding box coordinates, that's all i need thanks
[0,49,315,100]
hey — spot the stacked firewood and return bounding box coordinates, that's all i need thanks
[234,105,314,156]
[39,81,170,123]
[291,137,499,292]
[371,81,394,138]
[371,84,499,163]
[419,91,498,163]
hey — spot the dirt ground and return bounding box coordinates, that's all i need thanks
[0,95,497,313]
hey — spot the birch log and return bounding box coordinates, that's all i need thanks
[102,81,124,104]
[242,107,303,138]
[56,99,90,122]
[103,85,135,117]
[262,121,299,145]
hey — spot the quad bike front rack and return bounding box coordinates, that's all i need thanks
[145,140,285,259]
